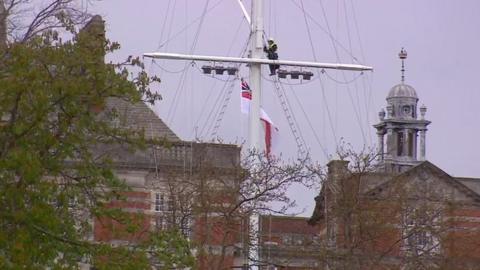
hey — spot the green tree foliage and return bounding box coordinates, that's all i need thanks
[0,11,193,270]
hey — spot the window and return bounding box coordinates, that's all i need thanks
[327,219,336,247]
[154,193,165,212]
[282,234,293,245]
[154,216,166,230]
[403,207,440,255]
[68,196,77,210]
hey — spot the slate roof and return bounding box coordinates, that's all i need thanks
[456,177,480,196]
[92,98,241,170]
[105,97,180,142]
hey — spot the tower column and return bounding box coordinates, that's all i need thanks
[403,129,409,157]
[413,131,418,159]
[377,131,384,160]
[419,129,426,161]
[384,129,391,160]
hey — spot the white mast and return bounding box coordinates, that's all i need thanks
[249,0,264,153]
[143,1,373,268]
[249,2,263,268]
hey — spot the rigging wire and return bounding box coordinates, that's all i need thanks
[342,0,372,145]
[271,78,308,158]
[288,0,361,63]
[152,60,190,74]
[166,0,211,125]
[151,0,178,77]
[226,17,247,56]
[268,0,272,36]
[322,69,364,84]
[210,77,239,138]
[156,0,226,49]
[315,0,368,145]
[189,0,211,54]
[192,15,250,140]
[283,79,330,159]
[298,0,339,147]
[156,0,174,50]
[334,0,340,145]
[348,0,366,63]
[166,63,190,124]
[198,79,230,138]
[349,0,376,145]
[201,79,233,138]
[192,78,219,139]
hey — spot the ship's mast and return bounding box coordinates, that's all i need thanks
[249,0,264,153]
[143,1,373,268]
[248,2,263,268]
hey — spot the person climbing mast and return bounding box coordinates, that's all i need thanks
[263,38,280,76]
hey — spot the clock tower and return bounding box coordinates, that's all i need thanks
[374,48,431,173]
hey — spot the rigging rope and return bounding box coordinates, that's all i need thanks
[348,0,375,145]
[342,0,372,145]
[288,0,360,63]
[271,78,308,158]
[192,15,251,140]
[210,77,238,139]
[156,0,174,50]
[283,80,330,159]
[322,69,364,84]
[166,0,211,126]
[297,0,339,147]
[316,0,368,145]
[198,79,231,138]
[156,0,226,49]
[152,60,190,74]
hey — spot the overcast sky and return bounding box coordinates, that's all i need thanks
[91,0,480,215]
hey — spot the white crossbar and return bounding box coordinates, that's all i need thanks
[143,52,373,71]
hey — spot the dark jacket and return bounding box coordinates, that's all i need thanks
[263,43,278,60]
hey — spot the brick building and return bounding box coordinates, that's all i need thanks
[309,51,480,269]
[77,16,247,270]
[90,98,247,269]
[258,215,321,269]
[88,99,250,269]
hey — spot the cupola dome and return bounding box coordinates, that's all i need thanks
[387,83,418,100]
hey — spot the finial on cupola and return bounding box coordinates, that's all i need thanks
[399,48,407,83]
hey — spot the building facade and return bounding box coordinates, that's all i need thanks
[258,215,321,270]
[91,97,247,269]
[76,16,248,270]
[309,50,480,269]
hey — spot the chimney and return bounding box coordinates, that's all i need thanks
[327,160,349,181]
[78,15,106,59]
[78,15,107,113]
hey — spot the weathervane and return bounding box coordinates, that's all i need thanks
[399,47,407,83]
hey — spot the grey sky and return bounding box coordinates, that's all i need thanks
[91,0,480,214]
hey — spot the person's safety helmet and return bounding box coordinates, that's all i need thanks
[267,37,274,43]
